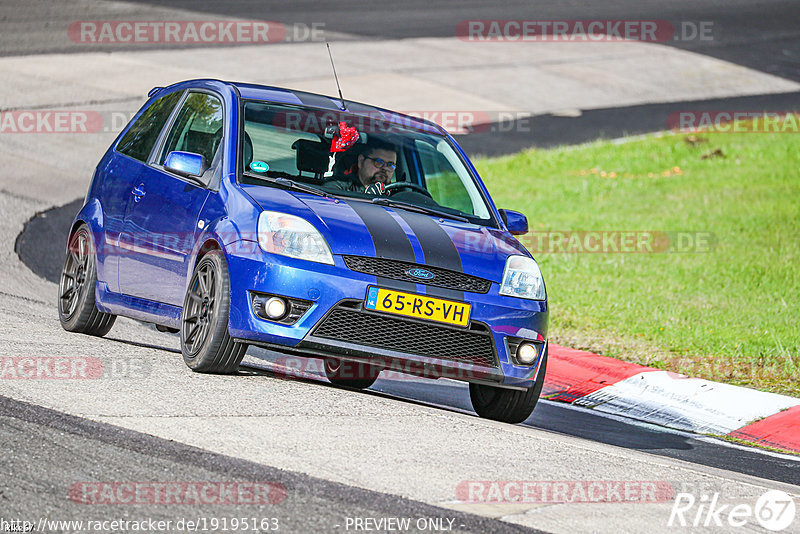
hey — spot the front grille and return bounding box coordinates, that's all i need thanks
[343,255,492,294]
[312,302,497,368]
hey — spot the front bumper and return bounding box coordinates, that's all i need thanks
[225,245,548,388]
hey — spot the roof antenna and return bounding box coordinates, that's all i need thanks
[327,42,348,111]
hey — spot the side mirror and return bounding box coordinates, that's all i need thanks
[499,209,528,235]
[164,151,208,178]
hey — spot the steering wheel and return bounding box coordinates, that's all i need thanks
[384,182,433,198]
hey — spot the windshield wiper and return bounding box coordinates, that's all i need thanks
[371,197,469,222]
[274,177,333,198]
[244,172,331,198]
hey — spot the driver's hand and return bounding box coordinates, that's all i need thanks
[364,182,386,196]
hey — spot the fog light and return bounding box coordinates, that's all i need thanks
[264,297,287,319]
[517,343,538,365]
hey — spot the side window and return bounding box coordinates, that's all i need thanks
[160,92,224,167]
[243,122,320,175]
[117,91,182,162]
[415,140,474,215]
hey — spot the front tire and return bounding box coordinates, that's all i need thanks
[58,225,116,336]
[181,250,246,374]
[470,348,548,424]
[324,358,381,389]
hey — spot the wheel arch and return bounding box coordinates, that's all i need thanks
[69,198,105,247]
[194,238,223,268]
[186,204,249,279]
[185,232,228,286]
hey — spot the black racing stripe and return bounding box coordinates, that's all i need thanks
[392,210,464,302]
[345,200,417,293]
[344,101,382,115]
[293,91,341,111]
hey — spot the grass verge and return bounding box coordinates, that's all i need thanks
[474,124,800,397]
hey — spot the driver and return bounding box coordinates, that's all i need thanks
[326,139,396,195]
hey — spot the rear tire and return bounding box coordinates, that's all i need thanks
[324,358,381,390]
[58,225,116,336]
[470,347,548,424]
[181,250,246,374]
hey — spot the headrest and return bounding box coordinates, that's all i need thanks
[292,139,330,175]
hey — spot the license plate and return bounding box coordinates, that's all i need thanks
[364,286,471,327]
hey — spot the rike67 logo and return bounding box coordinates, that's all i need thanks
[669,490,796,531]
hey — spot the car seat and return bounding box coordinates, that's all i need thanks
[291,139,330,181]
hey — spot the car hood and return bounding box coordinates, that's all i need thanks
[242,186,529,283]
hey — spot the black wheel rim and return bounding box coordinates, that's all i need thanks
[182,261,217,355]
[59,230,89,319]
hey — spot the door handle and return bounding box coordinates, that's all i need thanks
[131,184,146,202]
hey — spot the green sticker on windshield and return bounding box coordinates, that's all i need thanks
[249,160,269,173]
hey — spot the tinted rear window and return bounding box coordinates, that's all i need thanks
[117,91,182,162]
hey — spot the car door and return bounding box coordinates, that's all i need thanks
[99,90,183,293]
[118,91,223,306]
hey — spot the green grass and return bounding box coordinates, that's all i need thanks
[474,126,800,396]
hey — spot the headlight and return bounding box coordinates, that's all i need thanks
[499,255,546,300]
[257,211,334,265]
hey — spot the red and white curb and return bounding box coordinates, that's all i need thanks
[545,345,800,453]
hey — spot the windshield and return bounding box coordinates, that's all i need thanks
[239,101,494,225]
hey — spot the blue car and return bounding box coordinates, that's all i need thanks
[58,79,548,423]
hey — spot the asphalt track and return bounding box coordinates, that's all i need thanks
[1,394,534,533]
[123,0,800,84]
[4,1,800,532]
[6,0,800,84]
[3,0,799,157]
[243,352,800,487]
[14,198,800,486]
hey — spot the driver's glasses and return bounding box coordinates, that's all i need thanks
[364,156,397,171]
